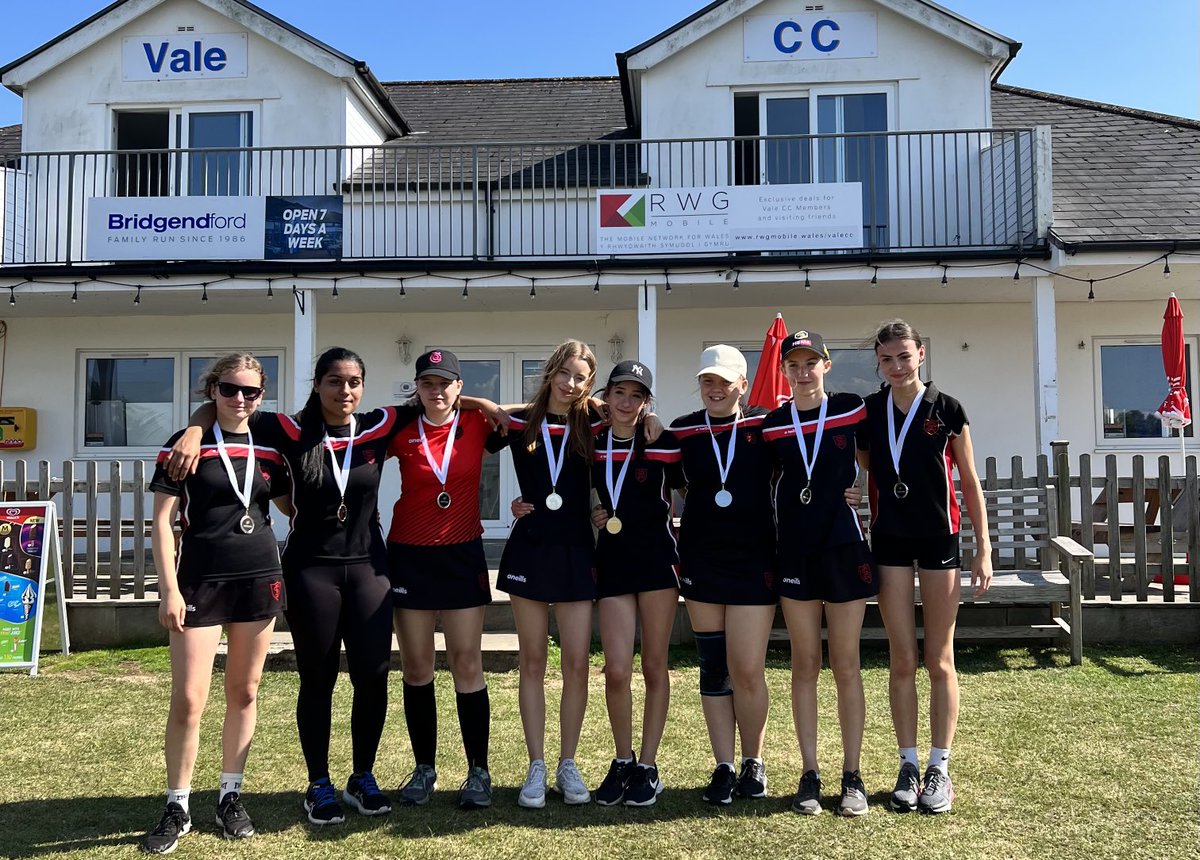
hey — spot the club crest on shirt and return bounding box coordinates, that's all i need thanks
[635,467,649,483]
[923,418,943,436]
[269,580,282,601]
[259,467,271,481]
[361,449,376,464]
[744,431,755,443]
[833,434,848,449]
[858,564,873,584]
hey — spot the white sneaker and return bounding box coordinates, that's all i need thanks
[518,760,547,809]
[554,758,592,805]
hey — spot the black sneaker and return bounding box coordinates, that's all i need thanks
[140,802,191,854]
[790,770,822,815]
[457,766,493,810]
[215,792,255,839]
[736,758,767,799]
[838,770,869,817]
[702,763,737,805]
[343,771,391,815]
[623,763,663,807]
[890,761,920,813]
[917,766,955,814]
[304,778,346,826]
[595,758,634,806]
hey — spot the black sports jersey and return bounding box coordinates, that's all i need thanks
[669,406,774,565]
[251,405,420,564]
[150,428,288,582]
[762,392,866,552]
[858,383,968,537]
[488,406,604,547]
[592,427,685,567]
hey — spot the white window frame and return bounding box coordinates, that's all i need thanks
[1092,335,1198,450]
[172,103,258,196]
[75,348,286,458]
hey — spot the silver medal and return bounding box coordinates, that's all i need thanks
[894,481,909,499]
[545,492,564,510]
[337,502,349,522]
[715,489,733,508]
[798,486,813,505]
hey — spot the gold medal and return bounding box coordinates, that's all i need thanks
[605,516,623,535]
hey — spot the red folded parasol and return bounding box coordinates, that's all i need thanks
[748,313,791,410]
[1155,293,1191,431]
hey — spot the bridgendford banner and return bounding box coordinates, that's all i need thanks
[85,195,343,261]
[596,183,863,255]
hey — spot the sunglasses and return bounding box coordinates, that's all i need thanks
[216,382,264,400]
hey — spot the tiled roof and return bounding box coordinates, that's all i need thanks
[992,84,1200,247]
[0,124,20,160]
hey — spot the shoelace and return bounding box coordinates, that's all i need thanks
[357,772,382,797]
[310,781,338,808]
[220,793,247,819]
[524,762,547,791]
[923,770,947,795]
[843,774,865,797]
[559,762,586,792]
[153,806,188,835]
[464,769,489,793]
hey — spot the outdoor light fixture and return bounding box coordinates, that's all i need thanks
[201,283,209,303]
[396,336,412,364]
[398,277,407,298]
[664,272,672,293]
[870,266,878,286]
[1013,260,1021,281]
[734,272,741,291]
[1163,255,1172,278]
[529,280,537,300]
[941,266,949,286]
[71,283,78,303]
[7,286,14,306]
[134,286,142,306]
[331,278,340,300]
[609,334,624,364]
[462,282,469,299]
[1087,280,1095,302]
[593,273,600,294]
[266,279,274,299]
[804,269,811,291]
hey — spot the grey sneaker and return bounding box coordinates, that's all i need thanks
[790,770,822,815]
[518,760,547,809]
[918,766,954,814]
[457,766,492,809]
[397,764,438,807]
[890,761,920,813]
[554,758,591,805]
[838,770,869,817]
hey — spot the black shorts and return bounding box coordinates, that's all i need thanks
[387,539,492,610]
[596,557,679,599]
[677,547,776,606]
[870,532,961,570]
[498,538,596,603]
[776,540,879,603]
[181,574,285,627]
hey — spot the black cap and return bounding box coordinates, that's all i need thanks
[414,348,461,380]
[780,330,830,361]
[607,359,654,393]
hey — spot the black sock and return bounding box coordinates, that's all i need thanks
[403,681,437,767]
[456,687,490,771]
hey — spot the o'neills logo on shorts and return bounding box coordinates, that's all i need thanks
[506,574,527,583]
[680,576,692,586]
[392,586,408,594]
[782,577,802,585]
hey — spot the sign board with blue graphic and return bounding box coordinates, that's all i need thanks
[743,12,877,62]
[264,196,343,260]
[0,502,68,676]
[122,33,248,81]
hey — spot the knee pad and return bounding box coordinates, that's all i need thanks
[695,631,732,697]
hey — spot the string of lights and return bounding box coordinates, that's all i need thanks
[0,250,1193,307]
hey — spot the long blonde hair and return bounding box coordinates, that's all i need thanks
[522,339,597,459]
[194,353,266,400]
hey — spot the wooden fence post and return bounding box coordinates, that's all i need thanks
[1159,455,1175,603]
[1051,440,1072,541]
[85,460,99,600]
[1105,455,1122,600]
[1187,455,1198,603]
[61,460,75,599]
[1078,453,1095,598]
[1132,456,1148,601]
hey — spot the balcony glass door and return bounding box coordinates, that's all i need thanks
[171,108,253,196]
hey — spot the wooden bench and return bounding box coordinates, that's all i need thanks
[952,486,1090,664]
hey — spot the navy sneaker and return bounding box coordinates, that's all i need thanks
[623,763,664,807]
[141,802,191,854]
[702,763,737,805]
[344,771,392,815]
[595,758,634,806]
[304,778,346,826]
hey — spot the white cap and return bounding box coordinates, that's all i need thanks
[696,344,747,382]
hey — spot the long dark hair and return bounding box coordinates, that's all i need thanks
[297,347,366,485]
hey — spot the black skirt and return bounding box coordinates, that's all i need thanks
[387,539,492,610]
[498,536,596,604]
[776,540,880,603]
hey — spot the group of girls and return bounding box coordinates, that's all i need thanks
[140,317,990,852]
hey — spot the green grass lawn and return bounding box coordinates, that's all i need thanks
[0,644,1195,859]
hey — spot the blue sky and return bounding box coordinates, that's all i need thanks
[1,0,1195,127]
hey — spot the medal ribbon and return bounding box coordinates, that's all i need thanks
[886,384,927,482]
[605,431,635,516]
[418,410,460,490]
[705,409,740,489]
[213,422,255,515]
[324,414,357,504]
[540,418,570,491]
[789,395,828,486]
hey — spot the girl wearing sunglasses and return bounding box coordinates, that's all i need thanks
[142,354,291,854]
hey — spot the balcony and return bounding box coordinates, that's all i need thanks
[0,128,1048,268]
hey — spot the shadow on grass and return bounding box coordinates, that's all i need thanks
[0,786,869,855]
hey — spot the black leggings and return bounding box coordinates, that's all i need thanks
[284,560,393,783]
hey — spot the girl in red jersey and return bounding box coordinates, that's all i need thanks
[761,331,876,817]
[490,339,603,809]
[588,361,684,808]
[386,349,496,810]
[142,354,290,854]
[857,319,992,815]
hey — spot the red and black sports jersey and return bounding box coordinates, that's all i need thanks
[858,383,968,537]
[150,428,288,582]
[251,405,420,564]
[387,409,490,546]
[762,392,866,552]
[592,427,685,566]
[669,406,775,564]
[488,406,604,547]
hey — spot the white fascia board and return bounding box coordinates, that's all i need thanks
[874,0,1015,63]
[624,0,765,72]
